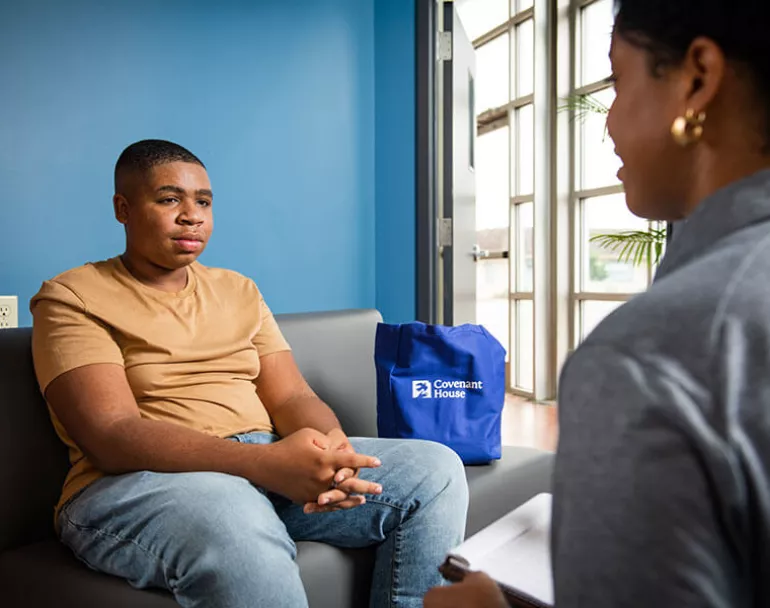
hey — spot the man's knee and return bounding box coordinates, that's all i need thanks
[409,440,467,495]
[375,439,468,509]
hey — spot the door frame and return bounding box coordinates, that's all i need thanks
[415,0,438,324]
[415,0,474,327]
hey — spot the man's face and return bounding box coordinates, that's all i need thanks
[114,161,213,270]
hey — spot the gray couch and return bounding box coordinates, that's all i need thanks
[0,309,553,607]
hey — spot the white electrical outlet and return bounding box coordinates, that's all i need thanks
[0,295,19,329]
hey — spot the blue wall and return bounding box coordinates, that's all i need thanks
[374,0,416,324]
[1,0,400,327]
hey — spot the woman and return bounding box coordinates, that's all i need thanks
[426,0,770,606]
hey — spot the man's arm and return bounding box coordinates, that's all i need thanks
[255,350,341,437]
[45,363,380,505]
[249,288,342,439]
[256,351,383,512]
[553,345,742,607]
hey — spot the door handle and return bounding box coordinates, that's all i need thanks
[472,244,489,261]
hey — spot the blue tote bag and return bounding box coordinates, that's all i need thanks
[374,322,506,464]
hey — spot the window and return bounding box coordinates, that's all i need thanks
[570,0,655,347]
[457,0,509,42]
[450,0,659,399]
[458,0,536,395]
[510,96,534,392]
[578,0,614,87]
[475,126,510,354]
[477,34,510,113]
[511,202,534,392]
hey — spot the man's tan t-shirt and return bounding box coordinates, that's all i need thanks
[30,257,290,516]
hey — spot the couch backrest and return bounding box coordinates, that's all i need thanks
[0,308,382,552]
[275,309,380,438]
[0,327,69,552]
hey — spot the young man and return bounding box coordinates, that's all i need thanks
[31,139,468,608]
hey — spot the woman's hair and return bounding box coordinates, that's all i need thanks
[614,0,770,147]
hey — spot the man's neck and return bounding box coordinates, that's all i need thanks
[120,253,189,293]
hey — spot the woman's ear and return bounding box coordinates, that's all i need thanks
[679,36,726,113]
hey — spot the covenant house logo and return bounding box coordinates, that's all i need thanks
[411,379,483,399]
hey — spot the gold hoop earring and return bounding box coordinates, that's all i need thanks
[671,109,706,147]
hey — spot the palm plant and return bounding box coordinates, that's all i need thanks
[558,93,610,124]
[589,227,667,266]
[560,93,667,267]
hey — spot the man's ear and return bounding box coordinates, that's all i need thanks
[113,194,129,225]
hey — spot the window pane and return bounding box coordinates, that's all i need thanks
[477,227,509,253]
[577,300,623,342]
[515,19,534,98]
[515,202,534,292]
[477,127,510,232]
[579,87,621,190]
[478,259,510,358]
[512,299,534,392]
[456,0,509,42]
[580,194,649,293]
[516,0,534,12]
[477,34,510,113]
[513,104,534,196]
[579,0,614,86]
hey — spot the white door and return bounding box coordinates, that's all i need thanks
[440,3,477,326]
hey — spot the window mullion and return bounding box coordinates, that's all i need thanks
[531,0,556,400]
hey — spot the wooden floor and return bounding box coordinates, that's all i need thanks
[501,395,558,452]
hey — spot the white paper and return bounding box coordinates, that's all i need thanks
[449,493,553,605]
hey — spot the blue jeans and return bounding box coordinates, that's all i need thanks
[58,434,468,608]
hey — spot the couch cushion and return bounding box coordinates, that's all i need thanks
[465,445,554,536]
[297,542,374,608]
[0,541,177,608]
[0,539,374,608]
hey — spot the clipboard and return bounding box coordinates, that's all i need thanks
[439,555,551,608]
[438,493,554,608]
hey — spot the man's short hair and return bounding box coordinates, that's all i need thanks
[114,140,205,191]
